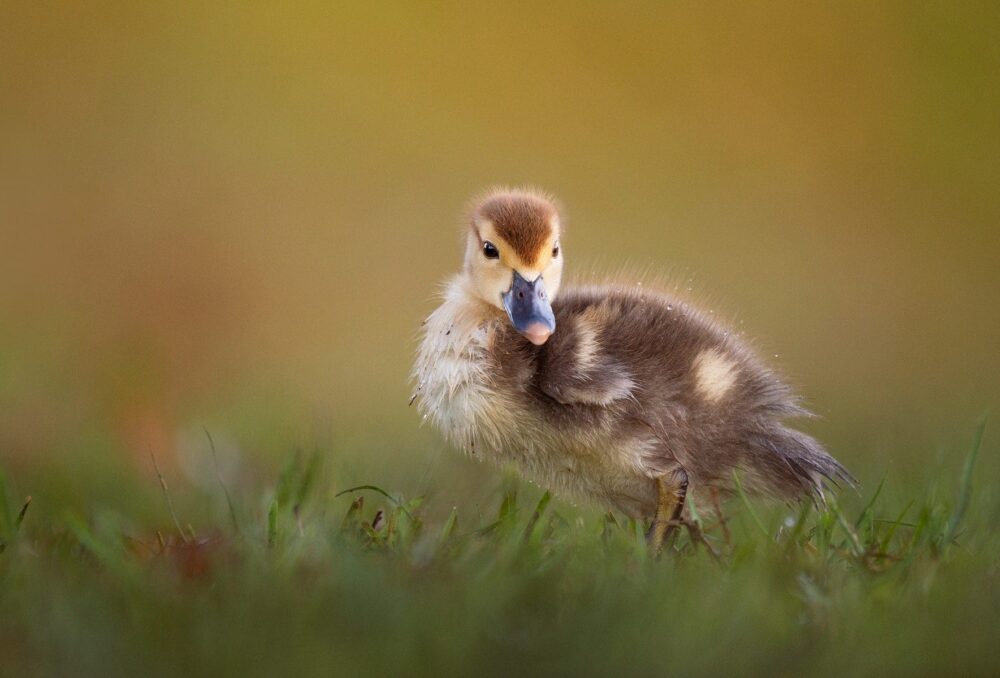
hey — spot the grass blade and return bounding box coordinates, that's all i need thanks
[733,470,770,540]
[63,513,135,580]
[275,451,300,508]
[151,452,187,543]
[784,501,812,550]
[943,419,986,547]
[879,499,914,553]
[294,452,322,507]
[267,499,279,548]
[497,488,517,523]
[15,496,31,531]
[854,472,886,528]
[687,494,703,527]
[440,507,459,543]
[830,497,864,558]
[521,491,551,544]
[335,485,413,519]
[340,496,365,534]
[205,427,242,537]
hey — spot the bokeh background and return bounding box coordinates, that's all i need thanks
[2,3,998,514]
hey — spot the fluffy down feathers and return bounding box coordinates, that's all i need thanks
[414,189,852,520]
[415,280,853,519]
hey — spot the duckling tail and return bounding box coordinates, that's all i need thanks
[746,426,856,504]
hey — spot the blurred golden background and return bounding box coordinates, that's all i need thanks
[2,3,998,498]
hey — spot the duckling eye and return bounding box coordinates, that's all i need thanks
[552,243,560,258]
[483,241,499,259]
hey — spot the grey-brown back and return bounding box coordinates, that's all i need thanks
[488,284,854,502]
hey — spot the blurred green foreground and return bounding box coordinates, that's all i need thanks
[0,424,997,676]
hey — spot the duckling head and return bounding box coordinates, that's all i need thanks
[464,188,563,345]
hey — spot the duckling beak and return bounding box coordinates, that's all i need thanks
[501,270,556,345]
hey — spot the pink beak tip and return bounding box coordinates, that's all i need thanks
[523,323,552,346]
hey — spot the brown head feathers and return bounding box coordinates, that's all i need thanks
[470,188,560,268]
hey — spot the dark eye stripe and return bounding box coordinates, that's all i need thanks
[483,241,499,259]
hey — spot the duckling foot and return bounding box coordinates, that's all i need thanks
[646,468,689,553]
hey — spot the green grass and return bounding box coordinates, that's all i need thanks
[1,424,997,677]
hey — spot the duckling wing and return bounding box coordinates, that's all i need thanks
[536,306,636,406]
[539,362,635,406]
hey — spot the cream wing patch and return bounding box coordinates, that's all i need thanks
[693,348,739,403]
[573,315,600,372]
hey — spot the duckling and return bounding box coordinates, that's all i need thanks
[412,188,853,549]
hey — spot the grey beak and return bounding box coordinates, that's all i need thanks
[501,271,556,345]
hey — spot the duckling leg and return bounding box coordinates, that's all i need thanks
[646,468,689,552]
